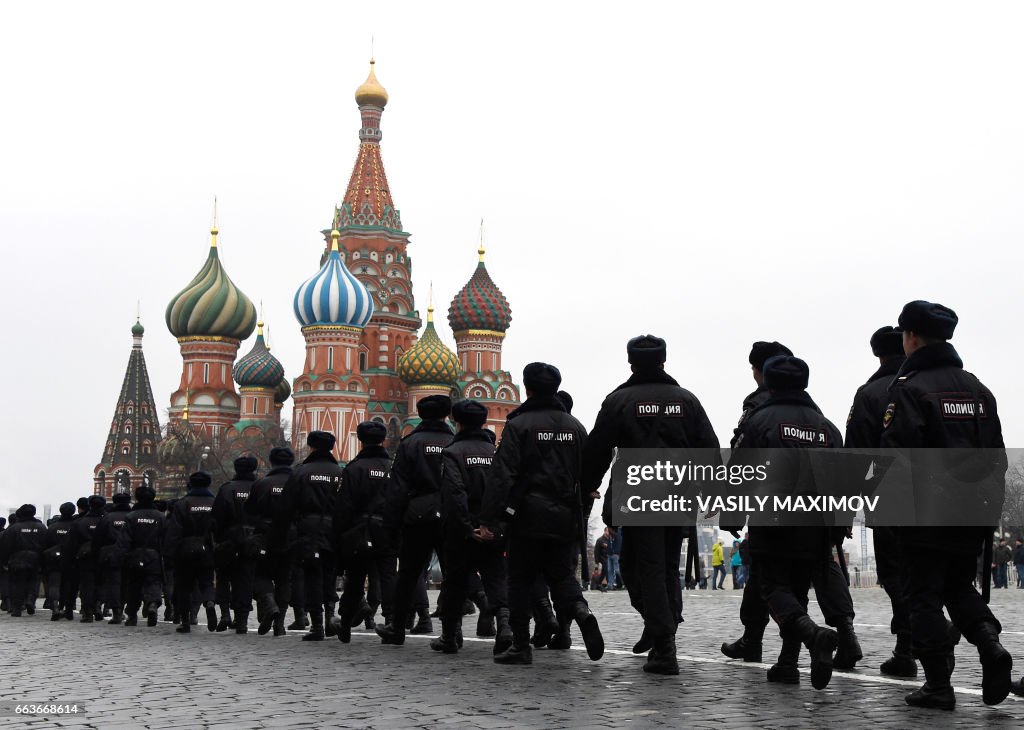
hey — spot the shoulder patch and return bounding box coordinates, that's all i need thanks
[882,402,895,429]
[940,398,987,420]
[779,423,829,446]
[846,404,854,427]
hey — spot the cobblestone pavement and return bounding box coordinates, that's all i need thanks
[1,586,1022,729]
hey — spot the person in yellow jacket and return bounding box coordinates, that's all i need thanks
[712,541,726,590]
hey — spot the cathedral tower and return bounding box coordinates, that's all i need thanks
[165,221,257,441]
[326,60,421,449]
[94,319,163,497]
[292,229,375,461]
[448,233,520,439]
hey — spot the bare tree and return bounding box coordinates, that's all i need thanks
[1002,458,1024,540]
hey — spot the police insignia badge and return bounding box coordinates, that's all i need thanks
[846,405,854,427]
[882,403,895,429]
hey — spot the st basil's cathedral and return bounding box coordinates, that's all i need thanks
[92,60,520,497]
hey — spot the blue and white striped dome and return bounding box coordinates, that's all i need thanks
[293,233,374,328]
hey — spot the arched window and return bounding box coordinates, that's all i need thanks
[348,382,361,392]
[125,422,132,434]
[359,351,368,371]
[328,346,335,371]
[325,382,335,391]
[127,405,134,415]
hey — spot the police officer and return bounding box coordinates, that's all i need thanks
[583,335,720,674]
[94,491,133,624]
[247,446,296,636]
[845,325,916,677]
[68,495,106,623]
[721,341,792,664]
[335,421,397,643]
[44,502,76,621]
[731,356,842,691]
[479,362,604,665]
[123,485,166,627]
[276,431,342,642]
[432,400,510,655]
[212,455,260,633]
[165,471,219,634]
[880,301,1012,708]
[376,396,455,645]
[0,505,46,616]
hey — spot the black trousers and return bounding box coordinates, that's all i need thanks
[78,564,99,615]
[174,557,214,620]
[873,526,911,635]
[758,556,824,631]
[619,525,684,639]
[7,567,40,612]
[442,536,507,626]
[290,557,305,614]
[44,568,62,606]
[60,562,78,611]
[904,547,998,658]
[253,551,291,614]
[340,552,397,623]
[125,553,164,610]
[507,537,585,639]
[101,564,125,610]
[742,554,853,637]
[216,555,256,612]
[302,553,337,609]
[392,523,445,628]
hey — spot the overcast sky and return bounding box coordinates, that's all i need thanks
[2,2,1022,516]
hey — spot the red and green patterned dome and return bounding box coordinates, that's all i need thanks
[448,250,512,334]
[233,323,284,388]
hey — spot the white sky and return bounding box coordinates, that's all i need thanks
[2,2,1022,516]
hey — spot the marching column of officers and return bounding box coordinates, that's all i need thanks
[0,299,1019,711]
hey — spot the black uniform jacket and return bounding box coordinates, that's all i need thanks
[93,504,132,567]
[731,389,843,558]
[731,384,771,448]
[581,370,721,524]
[68,511,105,565]
[335,445,394,552]
[385,420,454,530]
[0,517,46,569]
[844,358,905,449]
[440,428,497,539]
[212,473,258,544]
[246,466,294,546]
[879,343,1006,553]
[124,505,166,552]
[44,517,76,568]
[164,488,216,560]
[276,451,342,555]
[480,395,589,543]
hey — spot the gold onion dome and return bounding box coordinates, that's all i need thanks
[165,225,257,340]
[355,59,389,107]
[397,306,461,387]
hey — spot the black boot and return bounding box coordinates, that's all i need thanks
[462,598,476,616]
[1010,676,1024,697]
[287,607,308,631]
[163,606,173,622]
[410,608,433,635]
[721,632,764,662]
[880,631,917,678]
[643,636,680,675]
[124,612,138,627]
[767,636,801,684]
[493,608,513,655]
[791,614,838,690]
[324,603,338,637]
[376,621,406,645]
[573,603,604,661]
[337,609,352,643]
[473,592,493,637]
[235,610,249,634]
[205,601,218,632]
[351,598,373,628]
[364,606,376,630]
[633,628,653,654]
[51,609,63,622]
[176,619,191,633]
[273,613,286,637]
[63,608,74,621]
[832,617,863,670]
[968,621,1013,705]
[905,656,956,710]
[108,608,123,625]
[216,604,231,632]
[146,602,160,627]
[258,595,279,636]
[549,619,572,650]
[302,608,325,641]
[430,618,460,654]
[494,623,533,665]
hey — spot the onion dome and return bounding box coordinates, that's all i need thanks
[448,243,512,333]
[355,59,388,107]
[397,305,461,386]
[233,321,284,387]
[294,230,374,328]
[165,225,258,340]
[274,377,291,405]
[131,319,145,337]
